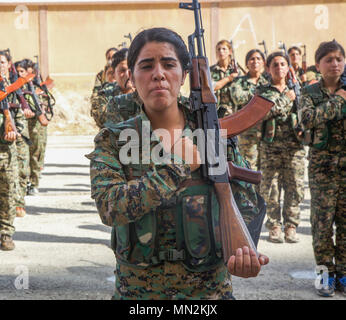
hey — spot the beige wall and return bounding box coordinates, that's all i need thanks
[0,0,345,95]
[0,6,39,63]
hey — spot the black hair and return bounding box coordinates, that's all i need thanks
[111,48,129,70]
[128,27,190,73]
[0,50,11,62]
[266,51,290,68]
[14,60,27,69]
[105,47,118,58]
[315,40,345,63]
[288,46,302,55]
[245,49,265,66]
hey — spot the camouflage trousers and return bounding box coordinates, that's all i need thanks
[28,118,48,188]
[260,142,305,229]
[113,262,234,300]
[238,127,261,171]
[308,150,346,276]
[0,143,17,236]
[15,120,30,208]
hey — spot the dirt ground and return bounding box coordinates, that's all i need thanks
[0,135,345,301]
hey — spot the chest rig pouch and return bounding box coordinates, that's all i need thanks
[301,84,330,150]
[109,113,223,272]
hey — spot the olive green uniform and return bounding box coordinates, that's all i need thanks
[298,79,346,277]
[258,83,305,230]
[210,63,242,117]
[87,100,263,300]
[230,73,269,170]
[0,107,24,236]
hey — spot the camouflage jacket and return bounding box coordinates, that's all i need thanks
[91,69,106,96]
[298,79,346,153]
[90,82,122,128]
[103,92,141,128]
[305,66,322,85]
[87,100,261,272]
[230,73,269,112]
[210,63,242,115]
[257,82,302,145]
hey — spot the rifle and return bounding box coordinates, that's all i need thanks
[124,33,133,43]
[301,44,307,73]
[278,42,303,138]
[258,40,268,60]
[33,55,55,120]
[0,73,35,102]
[0,76,17,140]
[230,40,246,75]
[5,48,33,116]
[180,0,274,262]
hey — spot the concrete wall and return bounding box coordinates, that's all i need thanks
[0,0,345,96]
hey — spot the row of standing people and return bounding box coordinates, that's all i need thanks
[89,37,345,298]
[0,51,53,251]
[210,39,345,297]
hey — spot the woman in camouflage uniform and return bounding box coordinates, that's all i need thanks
[288,46,307,85]
[210,40,240,117]
[230,49,268,170]
[258,52,305,244]
[0,52,32,219]
[0,52,25,250]
[90,48,135,128]
[87,28,268,300]
[298,40,346,297]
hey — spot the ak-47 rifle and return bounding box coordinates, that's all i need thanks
[33,55,55,120]
[0,76,17,140]
[278,42,301,105]
[278,42,303,138]
[124,33,133,43]
[0,73,35,102]
[180,0,274,262]
[258,40,268,60]
[229,40,246,75]
[301,44,307,73]
[5,48,33,116]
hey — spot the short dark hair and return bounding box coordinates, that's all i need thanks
[111,48,129,70]
[14,60,27,69]
[315,40,345,63]
[128,27,190,74]
[266,51,289,68]
[245,49,265,66]
[288,46,302,55]
[0,50,11,62]
[105,47,118,58]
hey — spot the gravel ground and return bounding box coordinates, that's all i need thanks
[0,135,344,300]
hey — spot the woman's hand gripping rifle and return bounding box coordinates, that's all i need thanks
[180,0,273,276]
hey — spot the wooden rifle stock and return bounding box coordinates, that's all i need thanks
[228,162,262,185]
[215,182,258,262]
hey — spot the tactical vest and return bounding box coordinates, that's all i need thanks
[108,115,224,272]
[300,83,330,150]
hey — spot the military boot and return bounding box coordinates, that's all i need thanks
[268,226,284,243]
[284,226,300,243]
[1,234,15,251]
